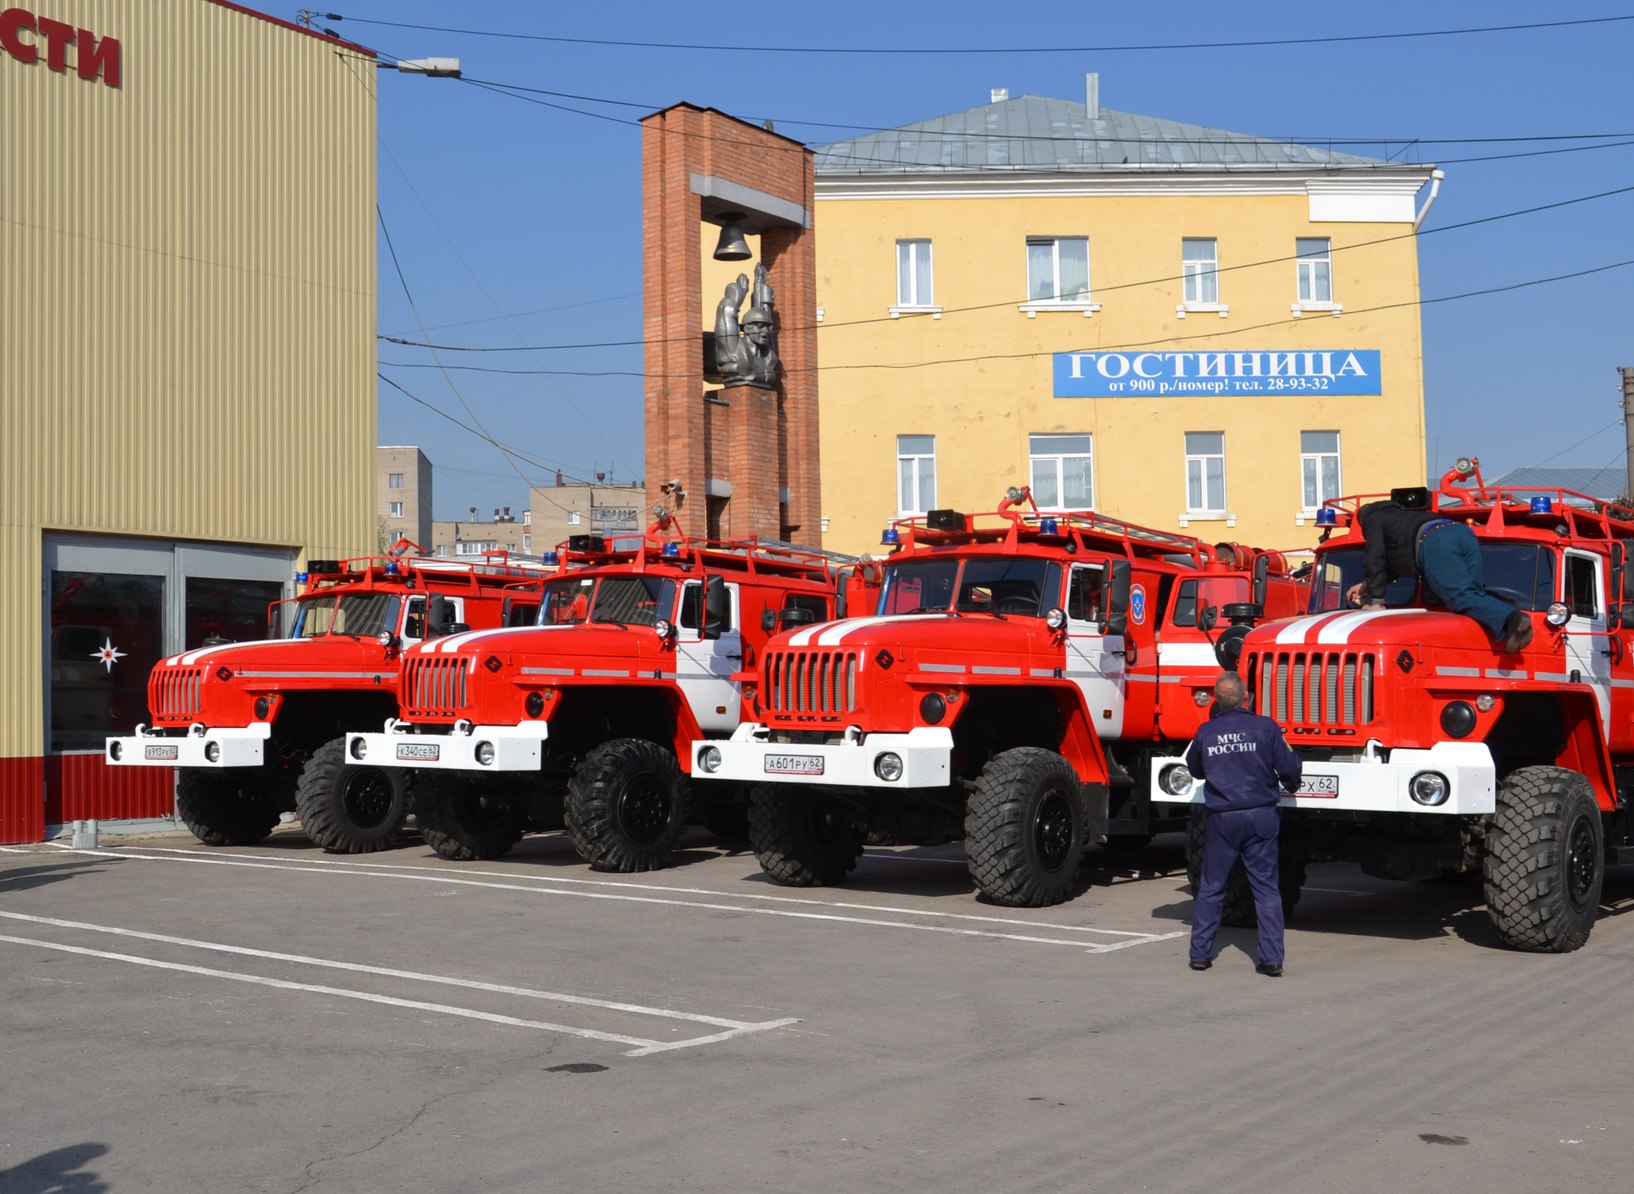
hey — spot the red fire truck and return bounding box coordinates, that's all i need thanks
[105,545,549,852]
[344,528,876,871]
[1149,458,1634,952]
[693,489,1308,907]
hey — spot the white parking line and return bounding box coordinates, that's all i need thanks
[21,844,1183,952]
[0,911,795,1058]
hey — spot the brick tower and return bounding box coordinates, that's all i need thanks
[640,104,819,546]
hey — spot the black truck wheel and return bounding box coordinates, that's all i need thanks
[1186,807,1305,927]
[294,737,409,854]
[747,785,864,887]
[1483,766,1604,953]
[175,770,286,847]
[565,739,691,872]
[414,773,526,861]
[965,748,1086,908]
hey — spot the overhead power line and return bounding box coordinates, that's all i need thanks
[334,13,1634,55]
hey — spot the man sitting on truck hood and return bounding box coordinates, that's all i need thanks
[1344,492,1533,653]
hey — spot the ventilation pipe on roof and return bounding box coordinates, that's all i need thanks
[1085,73,1100,120]
[991,88,1009,103]
[1413,169,1446,230]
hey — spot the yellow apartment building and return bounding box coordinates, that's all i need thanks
[811,77,1441,557]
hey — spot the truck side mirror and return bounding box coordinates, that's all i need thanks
[425,594,448,638]
[1198,604,1219,632]
[1611,542,1625,610]
[1612,603,1634,631]
[1101,559,1131,636]
[703,575,730,641]
[762,608,777,633]
[1252,554,1270,608]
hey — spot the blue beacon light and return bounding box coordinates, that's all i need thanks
[295,571,309,584]
[881,528,901,545]
[1315,507,1338,526]
[662,541,681,558]
[1039,517,1059,535]
[1530,496,1553,514]
[542,551,560,565]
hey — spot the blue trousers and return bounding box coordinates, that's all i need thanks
[1419,523,1514,640]
[1191,805,1284,967]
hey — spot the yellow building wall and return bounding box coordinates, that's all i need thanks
[0,1,377,758]
[812,190,1426,556]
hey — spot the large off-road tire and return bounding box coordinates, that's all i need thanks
[1483,766,1604,953]
[175,769,286,847]
[294,737,410,854]
[414,773,526,861]
[1186,806,1305,927]
[565,739,691,872]
[965,748,1086,908]
[748,785,864,887]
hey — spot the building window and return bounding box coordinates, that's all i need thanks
[1300,431,1341,513]
[1185,432,1226,515]
[1026,237,1090,303]
[1297,238,1333,304]
[567,511,581,526]
[388,501,404,518]
[455,541,498,556]
[896,239,933,307]
[388,473,403,489]
[1029,434,1094,509]
[523,533,532,554]
[897,435,936,516]
[523,510,531,526]
[1182,238,1219,305]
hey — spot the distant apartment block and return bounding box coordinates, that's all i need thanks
[377,446,433,549]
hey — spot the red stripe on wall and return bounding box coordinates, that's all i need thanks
[44,755,174,827]
[0,757,46,844]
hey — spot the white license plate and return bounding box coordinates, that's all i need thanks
[1296,774,1339,797]
[395,742,441,761]
[764,753,824,776]
[144,744,179,761]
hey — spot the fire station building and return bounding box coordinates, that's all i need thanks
[1,1,377,841]
[811,78,1440,557]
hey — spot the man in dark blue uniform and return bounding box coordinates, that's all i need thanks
[1186,672,1303,976]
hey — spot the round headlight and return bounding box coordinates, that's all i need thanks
[699,745,723,773]
[377,630,394,648]
[108,741,122,761]
[919,693,947,724]
[874,752,904,782]
[254,696,272,721]
[1045,608,1067,631]
[204,741,221,763]
[1439,700,1477,739]
[1159,763,1194,796]
[525,691,546,718]
[476,741,496,766]
[349,737,368,761]
[1193,689,1212,708]
[1544,603,1570,629]
[1475,693,1496,713]
[654,619,674,639]
[1409,771,1450,806]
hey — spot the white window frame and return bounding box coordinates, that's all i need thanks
[1020,236,1100,317]
[1293,237,1341,315]
[1028,434,1095,511]
[388,501,404,518]
[1178,237,1228,318]
[1299,431,1342,516]
[567,511,581,526]
[891,238,940,318]
[1184,432,1227,518]
[897,435,936,516]
[388,473,403,489]
[455,540,498,556]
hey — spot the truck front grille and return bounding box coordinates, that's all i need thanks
[405,656,470,717]
[764,649,859,719]
[151,666,205,719]
[1250,649,1375,728]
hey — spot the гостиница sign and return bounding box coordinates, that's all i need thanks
[1053,350,1382,398]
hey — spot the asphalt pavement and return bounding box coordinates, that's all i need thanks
[3,825,1631,1192]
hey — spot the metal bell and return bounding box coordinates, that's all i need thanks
[712,214,751,261]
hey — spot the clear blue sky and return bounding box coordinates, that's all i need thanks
[328,0,1633,519]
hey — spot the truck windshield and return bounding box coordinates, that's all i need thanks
[1170,576,1252,627]
[539,575,675,628]
[1308,545,1557,613]
[293,592,401,638]
[879,557,1055,617]
[540,577,594,625]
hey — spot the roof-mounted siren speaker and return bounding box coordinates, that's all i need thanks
[925,509,968,532]
[1390,487,1431,510]
[307,559,342,575]
[567,535,607,553]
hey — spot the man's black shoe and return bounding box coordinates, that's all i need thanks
[1189,959,1212,971]
[1500,611,1533,653]
[1255,962,1284,977]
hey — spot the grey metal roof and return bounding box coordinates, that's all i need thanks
[1486,467,1628,503]
[815,94,1401,175]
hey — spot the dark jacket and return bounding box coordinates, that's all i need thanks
[1359,501,1443,601]
[1185,707,1303,812]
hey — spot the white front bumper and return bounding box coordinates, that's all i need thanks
[1148,740,1496,816]
[346,721,550,771]
[104,723,271,768]
[692,723,953,788]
